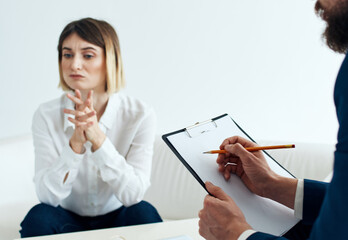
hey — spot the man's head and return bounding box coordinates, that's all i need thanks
[315,0,348,53]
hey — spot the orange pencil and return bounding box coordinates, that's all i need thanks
[203,144,295,154]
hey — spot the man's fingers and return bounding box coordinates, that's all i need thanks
[198,219,212,239]
[221,136,258,148]
[224,164,237,180]
[224,167,231,180]
[219,136,240,151]
[219,138,231,149]
[225,143,250,159]
[205,181,230,201]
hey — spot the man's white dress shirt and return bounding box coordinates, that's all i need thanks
[32,92,156,217]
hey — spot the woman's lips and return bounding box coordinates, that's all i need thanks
[70,74,84,79]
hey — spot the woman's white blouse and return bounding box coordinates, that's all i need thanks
[32,93,156,217]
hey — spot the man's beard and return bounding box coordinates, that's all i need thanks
[315,1,348,54]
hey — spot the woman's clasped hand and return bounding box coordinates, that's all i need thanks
[64,89,105,153]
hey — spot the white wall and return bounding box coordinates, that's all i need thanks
[0,0,343,144]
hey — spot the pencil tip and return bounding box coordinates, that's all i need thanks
[203,151,208,154]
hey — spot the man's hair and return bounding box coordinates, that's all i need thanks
[315,1,348,54]
[57,17,125,94]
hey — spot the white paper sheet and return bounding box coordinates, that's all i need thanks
[165,115,299,236]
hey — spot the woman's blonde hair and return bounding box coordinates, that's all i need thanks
[57,18,125,94]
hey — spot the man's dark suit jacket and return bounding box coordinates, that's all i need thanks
[248,55,348,240]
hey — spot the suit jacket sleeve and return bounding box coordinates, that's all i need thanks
[246,179,328,240]
[247,232,288,240]
[302,179,328,225]
[306,54,348,239]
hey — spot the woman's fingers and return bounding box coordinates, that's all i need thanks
[86,90,94,109]
[67,117,94,129]
[78,111,95,121]
[64,109,95,120]
[64,109,83,117]
[67,93,84,105]
[75,89,81,100]
[67,90,95,113]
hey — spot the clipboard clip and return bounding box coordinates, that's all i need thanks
[185,119,218,138]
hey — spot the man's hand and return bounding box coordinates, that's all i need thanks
[199,182,252,240]
[216,136,277,198]
[217,136,298,209]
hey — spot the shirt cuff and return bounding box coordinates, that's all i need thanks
[294,179,304,219]
[238,229,257,240]
[92,137,123,168]
[91,137,132,180]
[60,144,84,169]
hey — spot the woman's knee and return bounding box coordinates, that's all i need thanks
[22,203,57,224]
[127,201,163,223]
[20,203,62,237]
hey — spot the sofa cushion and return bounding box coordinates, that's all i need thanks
[257,140,335,181]
[0,135,39,240]
[0,135,335,240]
[144,137,206,220]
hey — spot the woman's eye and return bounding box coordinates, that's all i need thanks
[63,53,73,58]
[84,54,93,59]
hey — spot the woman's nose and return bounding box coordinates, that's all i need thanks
[71,56,82,70]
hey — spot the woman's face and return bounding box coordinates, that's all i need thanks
[61,33,106,93]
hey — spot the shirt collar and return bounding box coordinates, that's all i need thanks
[99,93,120,130]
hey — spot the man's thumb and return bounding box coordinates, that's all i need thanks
[205,181,229,200]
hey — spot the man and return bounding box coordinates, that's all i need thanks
[198,0,348,239]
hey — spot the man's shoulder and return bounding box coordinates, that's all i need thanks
[335,54,348,86]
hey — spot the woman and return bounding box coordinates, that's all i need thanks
[20,18,162,237]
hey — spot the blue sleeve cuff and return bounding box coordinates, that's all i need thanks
[238,230,257,240]
[302,179,328,225]
[247,232,288,240]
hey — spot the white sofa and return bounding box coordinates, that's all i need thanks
[0,135,335,240]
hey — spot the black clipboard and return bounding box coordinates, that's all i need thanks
[162,113,299,236]
[162,113,294,192]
